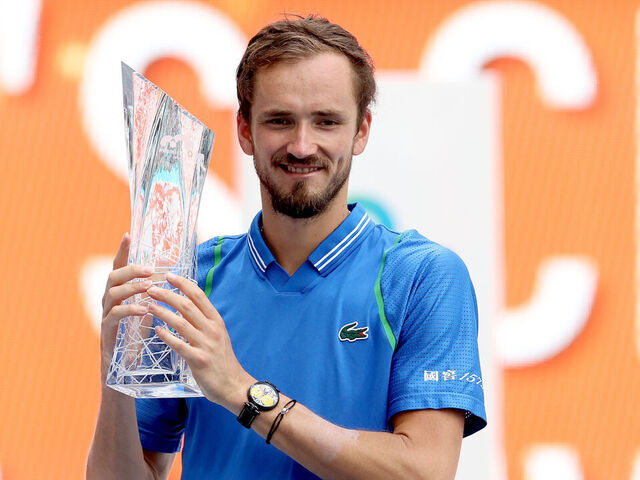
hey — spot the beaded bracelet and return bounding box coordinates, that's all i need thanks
[266,399,297,444]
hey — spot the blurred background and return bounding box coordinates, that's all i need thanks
[0,0,637,478]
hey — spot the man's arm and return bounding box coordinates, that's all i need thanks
[149,273,466,480]
[86,386,175,479]
[242,396,463,480]
[86,234,176,480]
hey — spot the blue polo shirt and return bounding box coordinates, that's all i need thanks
[136,203,486,479]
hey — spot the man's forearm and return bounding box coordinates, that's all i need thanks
[86,385,154,480]
[252,402,410,480]
[237,393,463,480]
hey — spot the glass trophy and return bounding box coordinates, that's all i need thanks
[105,62,214,398]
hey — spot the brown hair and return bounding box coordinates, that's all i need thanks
[236,15,376,126]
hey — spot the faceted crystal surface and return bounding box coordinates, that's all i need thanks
[105,63,214,398]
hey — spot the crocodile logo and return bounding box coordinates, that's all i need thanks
[339,322,369,342]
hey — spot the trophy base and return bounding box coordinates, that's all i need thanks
[106,368,204,398]
[107,381,203,398]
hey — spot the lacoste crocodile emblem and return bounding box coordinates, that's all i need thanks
[339,322,369,342]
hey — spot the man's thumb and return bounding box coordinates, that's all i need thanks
[112,232,130,269]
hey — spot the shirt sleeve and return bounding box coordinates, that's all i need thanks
[382,231,487,437]
[136,397,187,453]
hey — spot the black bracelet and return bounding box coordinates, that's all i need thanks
[266,399,297,444]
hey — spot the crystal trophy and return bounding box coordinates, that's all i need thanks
[105,62,214,398]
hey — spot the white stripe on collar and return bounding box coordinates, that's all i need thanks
[247,233,266,272]
[315,214,370,271]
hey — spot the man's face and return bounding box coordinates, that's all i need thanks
[237,52,371,219]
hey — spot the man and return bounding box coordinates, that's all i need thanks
[88,15,486,479]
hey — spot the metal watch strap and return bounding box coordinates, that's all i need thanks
[237,401,261,428]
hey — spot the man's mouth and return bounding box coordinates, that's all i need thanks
[280,164,322,174]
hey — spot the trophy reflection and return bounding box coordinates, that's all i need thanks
[105,62,214,398]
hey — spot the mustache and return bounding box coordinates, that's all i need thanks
[273,153,326,167]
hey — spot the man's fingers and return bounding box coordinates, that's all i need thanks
[102,279,153,313]
[112,233,130,270]
[105,264,154,292]
[154,324,193,359]
[165,273,221,322]
[146,286,208,331]
[104,303,149,327]
[149,303,203,346]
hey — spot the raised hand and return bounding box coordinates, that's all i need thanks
[99,233,154,382]
[146,273,253,411]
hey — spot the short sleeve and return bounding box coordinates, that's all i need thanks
[135,397,187,453]
[381,231,486,437]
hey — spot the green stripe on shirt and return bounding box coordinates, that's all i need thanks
[204,236,224,297]
[374,232,404,351]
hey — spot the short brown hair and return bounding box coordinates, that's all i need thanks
[236,15,376,126]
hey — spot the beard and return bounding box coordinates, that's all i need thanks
[255,152,351,219]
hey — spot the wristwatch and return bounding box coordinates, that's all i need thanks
[236,381,280,428]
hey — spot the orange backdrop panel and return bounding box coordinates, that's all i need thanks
[0,1,636,479]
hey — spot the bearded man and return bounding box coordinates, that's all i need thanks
[88,15,486,480]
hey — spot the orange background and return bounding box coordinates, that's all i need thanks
[0,1,637,478]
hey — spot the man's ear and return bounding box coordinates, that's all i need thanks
[352,110,372,156]
[237,112,254,155]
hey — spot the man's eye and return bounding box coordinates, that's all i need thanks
[319,120,338,126]
[268,118,289,126]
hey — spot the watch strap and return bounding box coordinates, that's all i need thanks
[237,401,261,429]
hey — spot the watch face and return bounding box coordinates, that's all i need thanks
[249,382,278,409]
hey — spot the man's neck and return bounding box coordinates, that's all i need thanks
[260,197,350,277]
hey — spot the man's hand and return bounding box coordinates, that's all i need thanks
[99,233,154,382]
[146,273,254,411]
[88,234,177,479]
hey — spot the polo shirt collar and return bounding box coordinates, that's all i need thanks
[308,203,372,275]
[246,203,372,277]
[246,213,275,274]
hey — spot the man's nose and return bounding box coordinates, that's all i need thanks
[287,123,318,159]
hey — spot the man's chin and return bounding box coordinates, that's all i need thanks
[271,196,326,219]
[260,171,348,219]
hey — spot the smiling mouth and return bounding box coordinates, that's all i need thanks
[280,164,322,174]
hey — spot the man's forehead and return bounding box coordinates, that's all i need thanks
[251,53,358,113]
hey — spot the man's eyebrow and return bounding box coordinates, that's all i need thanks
[313,110,345,117]
[256,109,347,119]
[257,109,291,118]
